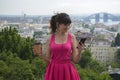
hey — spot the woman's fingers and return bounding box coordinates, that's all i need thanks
[77,42,85,50]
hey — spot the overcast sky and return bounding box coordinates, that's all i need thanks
[0,0,120,15]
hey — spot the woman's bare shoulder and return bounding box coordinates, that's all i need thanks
[69,33,76,39]
[46,34,53,42]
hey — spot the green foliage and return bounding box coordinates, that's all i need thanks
[0,76,4,80]
[0,60,10,76]
[0,27,112,80]
[111,41,115,47]
[76,48,112,80]
[79,49,106,72]
[0,27,46,80]
[31,57,46,80]
[7,59,34,80]
[75,64,112,80]
[96,73,112,80]
[112,33,120,47]
[115,33,120,46]
[79,49,92,68]
[33,31,44,38]
[115,48,120,67]
[84,24,89,28]
[109,61,120,68]
[0,27,34,60]
[87,60,105,73]
[0,51,35,80]
[19,37,34,60]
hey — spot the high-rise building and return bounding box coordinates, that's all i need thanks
[95,14,100,23]
[104,13,108,22]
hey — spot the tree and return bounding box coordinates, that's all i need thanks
[19,37,34,60]
[0,51,35,80]
[115,48,120,67]
[112,33,120,47]
[87,60,105,73]
[79,49,92,68]
[84,24,89,28]
[0,27,34,60]
[0,60,10,77]
[75,64,112,80]
[0,27,47,79]
[31,57,46,80]
[78,48,106,73]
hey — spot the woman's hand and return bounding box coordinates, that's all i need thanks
[77,41,85,50]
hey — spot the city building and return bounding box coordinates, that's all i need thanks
[90,46,117,64]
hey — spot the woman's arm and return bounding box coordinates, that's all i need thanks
[37,38,51,64]
[71,33,83,63]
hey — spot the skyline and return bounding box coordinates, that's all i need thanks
[0,0,120,15]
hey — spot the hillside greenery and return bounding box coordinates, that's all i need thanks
[0,27,113,80]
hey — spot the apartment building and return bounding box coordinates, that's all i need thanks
[90,46,117,64]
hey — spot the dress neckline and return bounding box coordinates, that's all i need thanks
[54,33,69,45]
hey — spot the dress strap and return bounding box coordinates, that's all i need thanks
[68,33,72,45]
[50,34,55,44]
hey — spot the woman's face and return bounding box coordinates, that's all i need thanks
[58,23,71,33]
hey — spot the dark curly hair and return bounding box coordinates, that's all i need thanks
[50,13,71,34]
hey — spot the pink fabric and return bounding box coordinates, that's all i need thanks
[44,33,80,80]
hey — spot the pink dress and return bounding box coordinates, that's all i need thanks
[44,33,80,80]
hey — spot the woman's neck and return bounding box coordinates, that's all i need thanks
[55,31,67,36]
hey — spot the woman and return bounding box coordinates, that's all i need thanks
[37,13,83,80]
